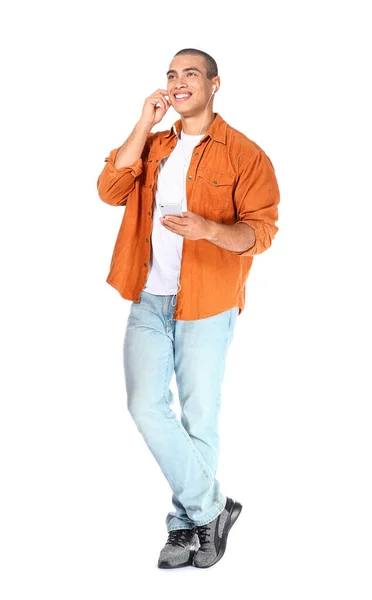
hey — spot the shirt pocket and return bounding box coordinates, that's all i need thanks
[196,168,235,214]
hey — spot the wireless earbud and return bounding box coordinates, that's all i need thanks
[212,84,216,93]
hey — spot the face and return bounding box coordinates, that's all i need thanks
[166,54,219,116]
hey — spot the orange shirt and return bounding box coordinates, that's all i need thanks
[97,112,280,320]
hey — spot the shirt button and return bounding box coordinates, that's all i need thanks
[213,180,217,184]
[155,159,159,163]
[195,152,199,156]
[144,263,147,267]
[171,145,175,149]
[149,184,152,188]
[148,211,151,216]
[188,175,192,180]
[146,238,149,242]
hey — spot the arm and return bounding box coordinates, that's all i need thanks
[114,120,153,169]
[97,121,154,207]
[204,220,256,253]
[205,148,280,256]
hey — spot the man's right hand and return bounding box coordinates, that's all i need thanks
[139,89,171,129]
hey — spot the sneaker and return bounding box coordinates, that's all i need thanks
[193,497,242,568]
[157,528,199,569]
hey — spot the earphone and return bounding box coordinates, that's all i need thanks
[196,84,217,135]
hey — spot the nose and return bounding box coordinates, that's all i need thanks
[174,82,187,90]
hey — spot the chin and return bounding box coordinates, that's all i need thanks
[173,104,197,117]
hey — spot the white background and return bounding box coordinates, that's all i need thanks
[1,0,371,598]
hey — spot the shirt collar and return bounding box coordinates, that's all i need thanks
[164,112,227,144]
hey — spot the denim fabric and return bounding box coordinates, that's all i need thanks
[123,290,238,531]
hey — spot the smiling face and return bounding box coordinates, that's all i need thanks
[166,54,219,116]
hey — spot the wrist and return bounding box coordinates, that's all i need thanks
[136,119,153,133]
[204,218,219,242]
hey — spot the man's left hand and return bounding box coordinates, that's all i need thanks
[160,211,210,240]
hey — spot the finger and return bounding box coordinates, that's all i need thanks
[158,90,171,105]
[160,94,170,110]
[161,221,176,231]
[161,217,178,228]
[164,215,186,224]
[153,90,170,105]
[153,95,167,111]
[158,93,170,110]
[150,91,167,104]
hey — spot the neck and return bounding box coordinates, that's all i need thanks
[180,110,216,135]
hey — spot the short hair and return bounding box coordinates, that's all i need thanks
[173,48,218,80]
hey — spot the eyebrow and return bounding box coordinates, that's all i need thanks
[166,67,203,76]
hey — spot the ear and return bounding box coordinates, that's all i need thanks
[212,76,220,93]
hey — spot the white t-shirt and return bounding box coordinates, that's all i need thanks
[143,130,204,295]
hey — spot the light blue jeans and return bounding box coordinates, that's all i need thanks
[123,290,239,531]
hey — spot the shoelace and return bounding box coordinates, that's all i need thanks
[166,528,196,548]
[196,524,211,546]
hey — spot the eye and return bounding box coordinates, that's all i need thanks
[187,72,197,76]
[168,75,174,80]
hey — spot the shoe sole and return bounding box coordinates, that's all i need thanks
[193,499,243,568]
[158,549,196,569]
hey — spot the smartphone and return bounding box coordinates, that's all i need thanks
[159,203,183,217]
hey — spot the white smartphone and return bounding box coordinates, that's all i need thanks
[159,203,183,217]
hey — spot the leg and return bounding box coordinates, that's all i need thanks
[165,306,239,530]
[124,291,233,531]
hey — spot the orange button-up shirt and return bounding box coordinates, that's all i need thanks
[97,112,280,320]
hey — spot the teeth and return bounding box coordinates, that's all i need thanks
[175,94,191,98]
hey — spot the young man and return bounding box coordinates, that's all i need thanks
[97,48,280,569]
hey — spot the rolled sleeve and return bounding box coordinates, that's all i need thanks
[231,148,280,256]
[97,146,144,206]
[105,146,144,177]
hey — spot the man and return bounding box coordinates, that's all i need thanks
[97,48,280,569]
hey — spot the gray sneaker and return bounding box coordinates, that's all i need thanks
[158,528,199,569]
[193,497,242,568]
